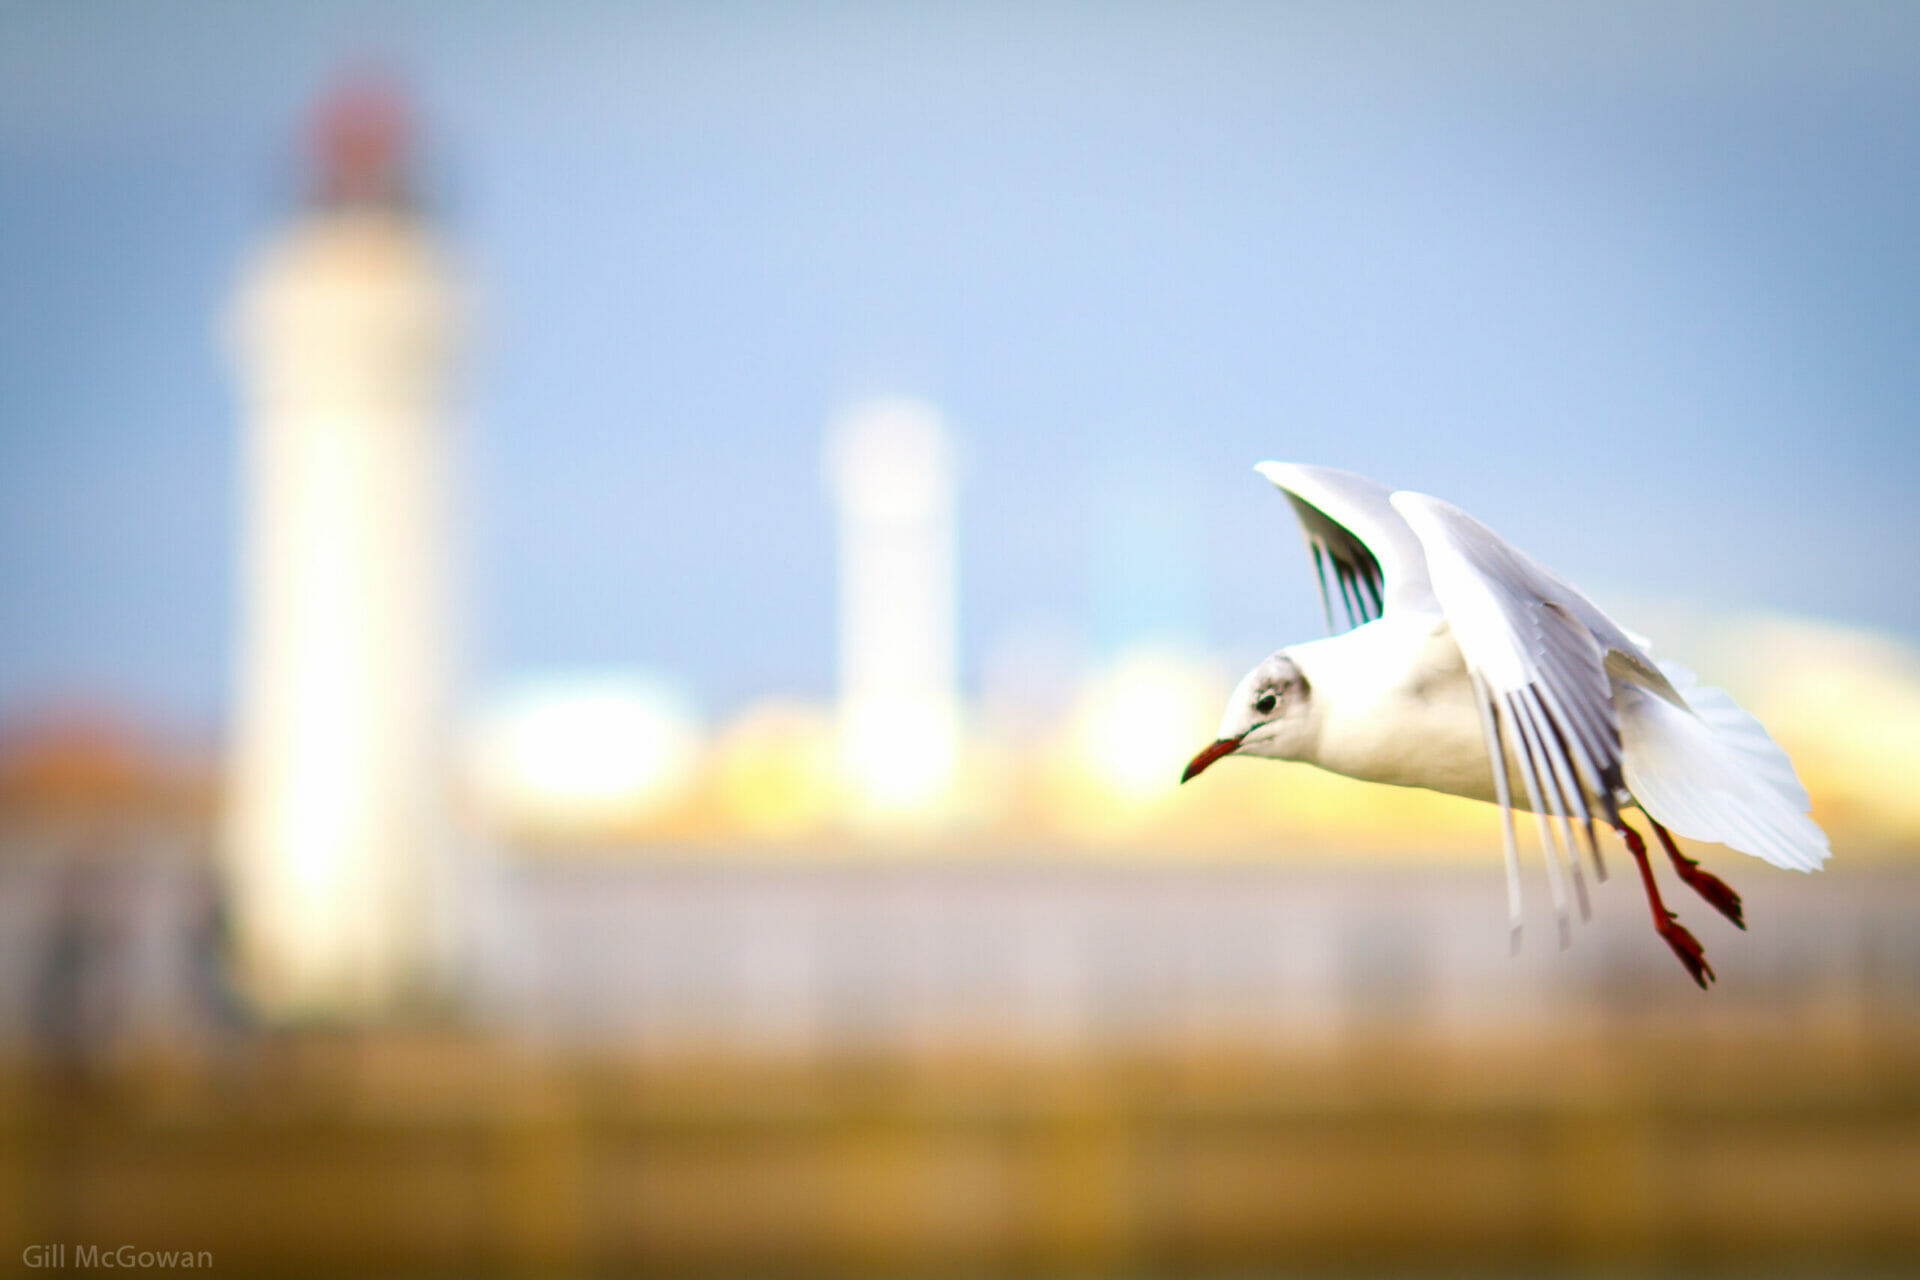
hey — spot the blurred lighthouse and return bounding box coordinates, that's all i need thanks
[824,399,961,825]
[222,82,464,1017]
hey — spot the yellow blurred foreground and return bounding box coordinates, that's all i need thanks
[3,853,1918,1276]
[6,1017,1918,1276]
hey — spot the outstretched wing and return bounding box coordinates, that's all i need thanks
[1391,490,1670,948]
[1255,462,1439,632]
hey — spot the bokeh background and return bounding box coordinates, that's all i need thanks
[3,2,1919,1275]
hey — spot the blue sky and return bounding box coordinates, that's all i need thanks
[2,2,1917,728]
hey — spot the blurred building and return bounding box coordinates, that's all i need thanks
[220,82,465,1018]
[824,399,960,827]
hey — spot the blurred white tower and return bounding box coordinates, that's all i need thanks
[222,83,464,1017]
[824,399,960,824]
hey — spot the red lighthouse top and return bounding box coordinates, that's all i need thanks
[311,74,412,209]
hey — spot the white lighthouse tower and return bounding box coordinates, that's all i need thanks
[824,399,961,826]
[222,83,464,1017]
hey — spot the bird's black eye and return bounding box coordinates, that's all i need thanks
[1254,693,1278,716]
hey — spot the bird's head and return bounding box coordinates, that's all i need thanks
[1182,651,1314,782]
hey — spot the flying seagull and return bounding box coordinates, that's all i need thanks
[1182,463,1829,987]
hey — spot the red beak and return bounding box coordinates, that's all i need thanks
[1181,734,1246,783]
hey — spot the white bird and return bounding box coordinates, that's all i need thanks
[1182,463,1829,987]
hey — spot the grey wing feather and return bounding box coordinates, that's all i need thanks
[1255,462,1440,632]
[1391,490,1652,942]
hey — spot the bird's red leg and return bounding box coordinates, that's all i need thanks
[1646,816,1744,930]
[1616,817,1714,988]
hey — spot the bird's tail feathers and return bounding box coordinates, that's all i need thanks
[1617,660,1828,872]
